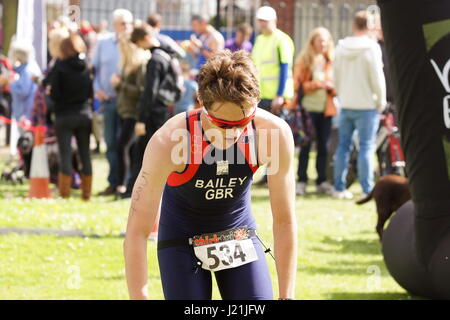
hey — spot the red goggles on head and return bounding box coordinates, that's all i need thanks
[203,107,257,129]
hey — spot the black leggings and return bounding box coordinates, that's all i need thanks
[55,113,92,176]
[117,117,137,187]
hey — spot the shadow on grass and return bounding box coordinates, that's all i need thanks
[315,236,381,255]
[326,292,421,300]
[302,266,370,276]
[0,184,29,198]
[301,258,389,276]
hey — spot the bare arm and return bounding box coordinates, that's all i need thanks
[266,120,297,299]
[201,31,224,59]
[123,120,182,299]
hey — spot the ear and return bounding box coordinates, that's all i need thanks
[196,92,204,107]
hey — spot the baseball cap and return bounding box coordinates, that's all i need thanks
[256,6,277,21]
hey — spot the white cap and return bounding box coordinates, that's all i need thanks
[256,6,277,21]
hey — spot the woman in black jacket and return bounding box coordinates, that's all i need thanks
[50,34,93,200]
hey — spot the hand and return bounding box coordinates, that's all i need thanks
[135,122,147,136]
[95,90,109,102]
[324,81,334,91]
[190,34,202,49]
[271,96,285,115]
[110,74,121,88]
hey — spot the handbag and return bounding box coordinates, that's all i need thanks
[324,93,337,117]
[280,85,315,147]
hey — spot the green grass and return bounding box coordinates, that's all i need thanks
[0,151,414,300]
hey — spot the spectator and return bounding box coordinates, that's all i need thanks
[252,6,294,115]
[174,61,198,114]
[79,20,97,67]
[0,42,38,156]
[127,25,179,197]
[293,27,336,196]
[373,15,394,105]
[188,14,224,70]
[44,28,70,88]
[111,33,150,198]
[0,54,13,147]
[332,11,386,199]
[95,20,109,40]
[225,23,253,53]
[5,43,38,122]
[49,34,93,200]
[251,6,294,185]
[92,8,133,196]
[147,13,186,59]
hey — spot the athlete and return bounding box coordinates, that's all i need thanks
[124,50,297,300]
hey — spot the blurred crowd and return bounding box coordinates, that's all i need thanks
[0,5,391,201]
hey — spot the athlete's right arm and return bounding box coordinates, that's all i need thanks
[123,114,186,300]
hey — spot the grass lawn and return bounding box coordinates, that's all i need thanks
[0,150,414,300]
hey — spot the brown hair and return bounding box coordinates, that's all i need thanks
[130,25,154,44]
[191,14,209,23]
[295,27,334,71]
[147,13,162,28]
[354,11,368,31]
[60,34,87,60]
[197,50,260,110]
[237,23,253,36]
[118,32,150,76]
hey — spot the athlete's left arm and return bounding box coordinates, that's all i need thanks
[267,120,297,300]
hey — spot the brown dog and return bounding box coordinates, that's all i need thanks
[356,174,411,240]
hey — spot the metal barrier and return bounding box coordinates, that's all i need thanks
[293,0,376,54]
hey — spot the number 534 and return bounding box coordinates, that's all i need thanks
[207,243,247,270]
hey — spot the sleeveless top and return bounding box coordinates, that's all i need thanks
[196,33,212,69]
[159,109,259,241]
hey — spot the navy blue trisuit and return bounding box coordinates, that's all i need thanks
[157,109,273,300]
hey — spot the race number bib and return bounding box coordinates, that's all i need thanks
[191,227,259,272]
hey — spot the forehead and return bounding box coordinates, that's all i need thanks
[207,101,255,120]
[314,32,329,41]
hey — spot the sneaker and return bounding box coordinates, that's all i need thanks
[97,185,116,196]
[332,189,354,200]
[316,182,334,195]
[296,182,307,196]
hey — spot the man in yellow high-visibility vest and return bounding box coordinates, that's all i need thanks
[252,6,295,114]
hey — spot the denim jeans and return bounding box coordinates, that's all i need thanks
[102,99,121,188]
[298,112,332,185]
[334,109,379,194]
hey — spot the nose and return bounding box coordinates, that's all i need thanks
[225,127,243,140]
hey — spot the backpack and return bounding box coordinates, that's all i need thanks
[155,49,185,106]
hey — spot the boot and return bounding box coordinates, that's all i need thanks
[80,174,92,201]
[58,173,72,198]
